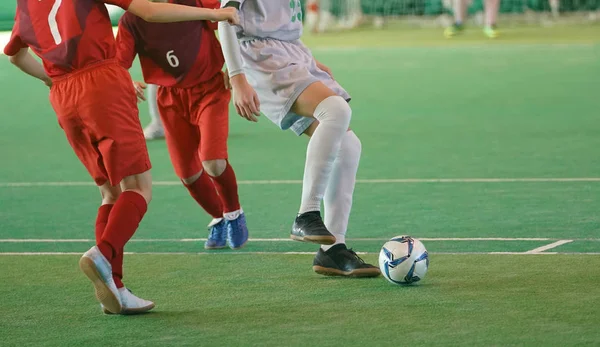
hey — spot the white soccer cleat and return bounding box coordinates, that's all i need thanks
[79,246,122,314]
[102,288,155,315]
[143,121,165,140]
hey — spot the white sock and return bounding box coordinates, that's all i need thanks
[299,96,352,214]
[147,84,161,125]
[321,131,361,251]
[223,209,242,221]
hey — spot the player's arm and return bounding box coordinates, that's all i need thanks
[115,20,137,70]
[124,0,238,24]
[198,0,222,30]
[217,5,260,122]
[7,48,52,88]
[114,20,146,102]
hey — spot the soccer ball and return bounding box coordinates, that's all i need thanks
[379,236,429,285]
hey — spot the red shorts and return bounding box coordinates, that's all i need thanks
[50,60,151,186]
[157,71,231,179]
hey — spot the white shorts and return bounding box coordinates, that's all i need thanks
[240,38,351,135]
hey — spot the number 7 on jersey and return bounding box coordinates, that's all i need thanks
[48,0,64,45]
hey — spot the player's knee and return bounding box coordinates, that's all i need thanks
[202,159,227,177]
[181,171,203,186]
[347,130,362,154]
[99,186,121,205]
[314,96,352,130]
[120,171,153,203]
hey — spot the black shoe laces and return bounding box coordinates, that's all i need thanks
[345,248,366,264]
[302,213,325,230]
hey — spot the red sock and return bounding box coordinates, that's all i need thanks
[111,251,124,288]
[208,161,241,213]
[94,204,124,288]
[184,171,223,218]
[100,191,148,261]
[95,204,113,244]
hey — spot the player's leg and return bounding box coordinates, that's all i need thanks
[317,0,335,33]
[95,183,123,289]
[445,0,468,37]
[157,86,227,249]
[143,84,165,140]
[294,55,379,276]
[181,170,228,249]
[300,122,380,277]
[289,82,351,245]
[549,0,559,18]
[93,176,154,315]
[483,0,501,38]
[49,75,122,314]
[196,73,248,250]
[69,63,154,314]
[340,0,363,29]
[96,171,154,315]
[95,184,149,314]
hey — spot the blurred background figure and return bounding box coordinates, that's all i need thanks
[305,0,364,33]
[444,0,501,38]
[143,84,165,141]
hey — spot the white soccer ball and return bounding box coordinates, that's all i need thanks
[379,236,429,285]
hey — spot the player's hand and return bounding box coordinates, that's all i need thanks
[223,70,232,90]
[43,77,53,89]
[133,81,147,103]
[316,60,334,79]
[230,74,260,122]
[212,7,239,25]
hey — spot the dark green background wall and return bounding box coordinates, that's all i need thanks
[1,0,598,31]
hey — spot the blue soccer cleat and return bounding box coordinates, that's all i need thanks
[226,212,249,250]
[205,218,227,250]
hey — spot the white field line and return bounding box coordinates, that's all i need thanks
[524,240,574,254]
[0,237,595,243]
[2,178,600,187]
[2,251,600,256]
[309,43,599,52]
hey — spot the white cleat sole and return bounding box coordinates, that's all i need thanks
[79,256,122,314]
[103,302,155,315]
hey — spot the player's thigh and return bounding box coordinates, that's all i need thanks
[78,64,151,186]
[50,84,109,186]
[194,75,231,162]
[157,88,203,179]
[120,169,152,203]
[291,81,338,118]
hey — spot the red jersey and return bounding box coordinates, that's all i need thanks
[116,0,224,88]
[4,0,133,78]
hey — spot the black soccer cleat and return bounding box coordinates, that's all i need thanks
[313,244,381,277]
[290,211,336,245]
